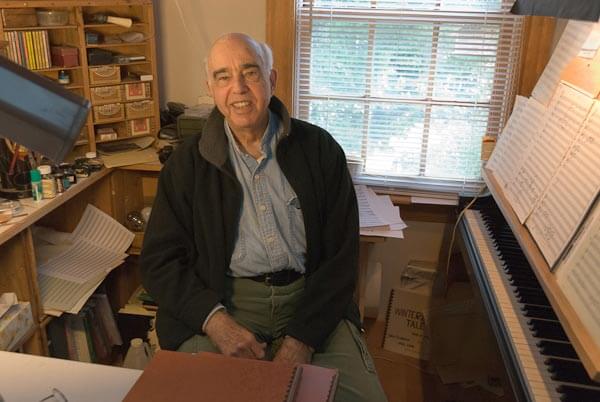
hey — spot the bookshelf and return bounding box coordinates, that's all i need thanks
[0,0,161,155]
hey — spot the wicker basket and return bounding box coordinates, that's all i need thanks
[125,100,153,120]
[93,103,125,123]
[123,82,151,100]
[126,117,155,137]
[90,85,123,104]
[89,65,121,85]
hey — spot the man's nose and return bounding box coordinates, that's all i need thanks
[231,73,249,92]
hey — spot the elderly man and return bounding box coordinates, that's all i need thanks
[141,33,387,402]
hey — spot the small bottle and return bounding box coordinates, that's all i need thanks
[58,70,70,85]
[123,338,152,370]
[38,165,56,199]
[59,163,77,187]
[85,151,103,172]
[54,172,65,194]
[30,169,43,202]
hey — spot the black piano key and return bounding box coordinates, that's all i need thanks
[528,319,569,341]
[537,340,578,359]
[522,305,558,320]
[517,291,551,307]
[557,385,600,402]
[546,358,600,386]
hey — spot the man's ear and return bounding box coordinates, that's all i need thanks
[206,81,214,98]
[269,69,278,93]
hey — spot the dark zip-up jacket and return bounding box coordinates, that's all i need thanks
[140,96,361,351]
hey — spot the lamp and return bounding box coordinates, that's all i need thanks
[0,56,90,163]
[510,0,600,21]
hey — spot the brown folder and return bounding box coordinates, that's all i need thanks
[123,350,301,402]
[123,350,340,402]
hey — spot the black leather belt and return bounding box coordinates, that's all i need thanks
[246,270,303,286]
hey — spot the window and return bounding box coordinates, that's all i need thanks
[295,0,523,194]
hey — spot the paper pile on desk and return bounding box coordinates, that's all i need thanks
[355,185,407,238]
[35,205,134,316]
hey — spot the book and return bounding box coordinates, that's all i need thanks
[123,350,302,402]
[294,363,339,402]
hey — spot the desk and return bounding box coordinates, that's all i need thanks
[0,351,141,401]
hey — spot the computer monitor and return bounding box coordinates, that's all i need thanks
[0,56,90,163]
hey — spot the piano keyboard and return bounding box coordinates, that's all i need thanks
[460,201,600,402]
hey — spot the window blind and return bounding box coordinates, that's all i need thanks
[295,0,523,195]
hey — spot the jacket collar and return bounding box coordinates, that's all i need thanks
[198,96,291,168]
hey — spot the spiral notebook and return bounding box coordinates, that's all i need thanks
[123,350,304,402]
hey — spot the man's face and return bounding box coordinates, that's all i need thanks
[206,38,276,137]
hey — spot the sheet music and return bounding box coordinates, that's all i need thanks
[38,238,128,283]
[487,97,546,188]
[506,83,595,222]
[532,20,595,105]
[37,204,134,313]
[70,204,135,254]
[556,201,600,348]
[527,101,600,268]
[39,273,105,312]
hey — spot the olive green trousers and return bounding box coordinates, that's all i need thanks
[178,276,388,402]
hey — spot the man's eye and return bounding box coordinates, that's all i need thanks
[243,70,260,81]
[216,75,230,82]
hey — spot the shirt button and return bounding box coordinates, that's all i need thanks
[254,175,260,180]
[260,204,267,211]
[267,236,275,243]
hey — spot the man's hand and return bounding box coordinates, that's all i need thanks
[204,310,266,359]
[273,336,314,365]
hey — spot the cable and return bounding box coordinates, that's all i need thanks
[443,184,488,295]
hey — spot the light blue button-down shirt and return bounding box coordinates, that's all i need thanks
[224,111,306,276]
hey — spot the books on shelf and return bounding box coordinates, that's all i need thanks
[47,292,123,364]
[3,30,51,69]
[123,350,338,402]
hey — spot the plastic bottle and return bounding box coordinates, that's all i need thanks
[38,165,56,199]
[123,338,152,370]
[30,169,43,201]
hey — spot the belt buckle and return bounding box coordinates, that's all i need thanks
[264,273,273,286]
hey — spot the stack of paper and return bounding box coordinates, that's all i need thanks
[355,185,407,239]
[35,205,134,316]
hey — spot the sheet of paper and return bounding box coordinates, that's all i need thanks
[486,96,535,188]
[360,228,404,239]
[506,83,595,222]
[101,147,158,168]
[39,272,106,312]
[355,185,390,229]
[555,202,600,350]
[527,101,600,268]
[579,24,600,59]
[37,238,127,283]
[532,20,596,105]
[70,204,135,254]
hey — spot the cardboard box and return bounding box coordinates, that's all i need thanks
[51,46,79,68]
[1,9,37,28]
[0,302,34,351]
[382,260,438,360]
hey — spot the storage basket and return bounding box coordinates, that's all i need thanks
[127,118,155,137]
[125,100,153,120]
[89,65,121,85]
[90,85,122,104]
[123,82,151,100]
[93,103,124,123]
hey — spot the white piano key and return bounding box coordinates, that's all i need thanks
[464,210,562,401]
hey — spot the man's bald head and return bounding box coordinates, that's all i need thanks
[205,33,273,79]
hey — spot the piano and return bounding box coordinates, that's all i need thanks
[460,195,600,402]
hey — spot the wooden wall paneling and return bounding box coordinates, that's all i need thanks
[517,16,556,97]
[266,0,295,113]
